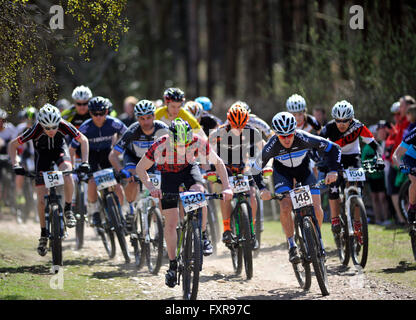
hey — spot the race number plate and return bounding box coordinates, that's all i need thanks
[43,171,64,189]
[229,176,250,194]
[93,168,117,191]
[345,168,366,182]
[180,192,207,213]
[147,173,161,190]
[289,185,313,210]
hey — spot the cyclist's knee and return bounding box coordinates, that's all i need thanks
[189,183,204,193]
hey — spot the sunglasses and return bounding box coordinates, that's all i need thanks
[76,102,89,106]
[335,119,350,123]
[43,125,58,131]
[278,133,294,139]
[91,111,106,117]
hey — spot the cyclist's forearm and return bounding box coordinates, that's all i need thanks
[392,146,406,167]
[77,133,89,163]
[214,162,231,190]
[8,138,19,166]
[108,150,123,172]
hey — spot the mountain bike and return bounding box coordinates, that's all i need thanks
[164,191,219,300]
[272,180,329,296]
[90,168,130,263]
[214,174,256,280]
[399,165,416,260]
[24,166,76,271]
[333,160,381,269]
[124,174,164,274]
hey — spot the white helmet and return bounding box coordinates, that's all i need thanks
[184,101,203,119]
[331,100,354,119]
[37,104,61,127]
[0,108,8,119]
[272,112,297,136]
[232,100,251,113]
[390,101,400,114]
[134,99,156,117]
[71,85,93,101]
[286,94,306,113]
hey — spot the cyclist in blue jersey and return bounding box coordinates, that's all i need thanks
[393,126,416,224]
[251,112,340,263]
[69,96,127,227]
[108,100,169,232]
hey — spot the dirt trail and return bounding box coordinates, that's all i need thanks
[0,214,415,300]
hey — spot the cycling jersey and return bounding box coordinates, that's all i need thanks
[18,120,80,151]
[298,114,321,133]
[61,106,91,128]
[209,123,262,168]
[155,106,202,132]
[0,122,17,154]
[71,116,127,151]
[200,111,222,136]
[319,119,375,155]
[400,126,416,159]
[252,129,341,190]
[145,134,210,173]
[113,120,169,159]
[248,114,274,139]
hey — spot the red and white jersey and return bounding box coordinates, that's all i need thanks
[320,119,374,155]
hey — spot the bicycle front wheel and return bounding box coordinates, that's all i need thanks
[50,204,63,268]
[337,208,350,266]
[106,194,130,263]
[399,179,410,221]
[182,218,201,300]
[292,222,311,290]
[230,212,242,275]
[303,216,329,296]
[239,203,253,280]
[75,185,86,250]
[349,198,369,268]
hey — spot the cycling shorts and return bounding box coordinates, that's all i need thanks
[328,154,362,200]
[273,169,320,196]
[89,149,112,173]
[123,152,140,171]
[160,164,204,210]
[34,147,71,186]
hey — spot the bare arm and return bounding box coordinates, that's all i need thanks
[108,149,123,172]
[77,133,89,163]
[208,149,231,190]
[8,137,21,166]
[392,146,407,167]
[136,156,156,191]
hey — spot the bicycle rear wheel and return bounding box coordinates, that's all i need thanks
[253,191,262,258]
[182,218,201,300]
[145,207,164,274]
[132,211,144,268]
[303,216,329,296]
[292,222,311,290]
[239,203,253,280]
[50,204,63,268]
[106,194,130,263]
[349,198,369,268]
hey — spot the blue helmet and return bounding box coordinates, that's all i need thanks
[88,96,109,112]
[195,96,212,111]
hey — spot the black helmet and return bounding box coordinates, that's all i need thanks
[163,88,185,102]
[88,96,108,112]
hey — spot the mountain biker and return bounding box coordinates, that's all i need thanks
[155,88,206,138]
[208,103,264,249]
[194,96,222,136]
[9,104,90,256]
[237,101,274,141]
[251,112,340,263]
[62,85,93,129]
[286,94,321,134]
[14,107,37,206]
[392,126,416,226]
[108,100,169,232]
[136,118,233,288]
[319,100,384,243]
[69,96,127,227]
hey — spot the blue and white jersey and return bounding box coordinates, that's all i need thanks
[71,116,127,151]
[113,120,169,159]
[401,126,416,159]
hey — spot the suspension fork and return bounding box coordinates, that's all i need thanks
[344,186,362,237]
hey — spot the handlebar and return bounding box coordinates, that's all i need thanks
[270,179,326,201]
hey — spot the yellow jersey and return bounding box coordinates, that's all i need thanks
[155,106,202,133]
